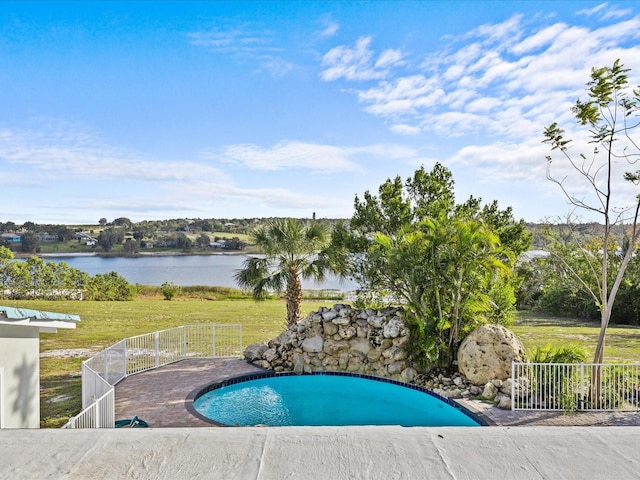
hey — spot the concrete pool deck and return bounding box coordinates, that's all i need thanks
[3,358,640,479]
[2,426,640,479]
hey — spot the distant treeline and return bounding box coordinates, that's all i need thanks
[0,254,134,301]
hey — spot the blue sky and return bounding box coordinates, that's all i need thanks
[1,1,639,225]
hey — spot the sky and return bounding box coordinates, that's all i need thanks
[1,1,640,225]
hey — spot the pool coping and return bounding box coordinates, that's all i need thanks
[185,370,490,427]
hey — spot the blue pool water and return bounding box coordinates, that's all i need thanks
[193,373,482,427]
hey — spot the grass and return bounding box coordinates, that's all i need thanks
[4,296,640,427]
[512,311,640,363]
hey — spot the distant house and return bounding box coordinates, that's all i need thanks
[76,232,97,246]
[0,306,80,428]
[210,240,226,249]
[1,233,21,243]
[37,233,58,242]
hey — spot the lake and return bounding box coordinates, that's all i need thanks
[39,254,359,291]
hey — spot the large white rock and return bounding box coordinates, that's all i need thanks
[457,324,526,385]
[244,342,268,362]
[301,336,324,353]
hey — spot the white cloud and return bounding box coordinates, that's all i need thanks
[0,123,230,183]
[321,10,640,149]
[217,141,360,172]
[390,124,421,135]
[321,36,404,81]
[186,28,273,54]
[187,25,295,78]
[214,140,426,172]
[577,2,631,20]
[319,18,339,38]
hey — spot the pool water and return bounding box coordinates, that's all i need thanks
[193,373,482,427]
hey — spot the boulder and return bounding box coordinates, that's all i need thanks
[457,324,526,385]
[301,336,324,353]
[244,342,268,362]
[496,393,512,410]
[383,316,404,338]
[481,382,498,399]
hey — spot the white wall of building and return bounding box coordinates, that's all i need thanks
[0,325,40,428]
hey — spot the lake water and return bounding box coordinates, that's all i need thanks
[40,254,358,291]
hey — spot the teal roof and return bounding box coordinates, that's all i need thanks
[0,306,80,323]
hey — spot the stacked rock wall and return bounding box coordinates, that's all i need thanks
[244,304,418,383]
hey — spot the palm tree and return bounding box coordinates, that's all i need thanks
[235,218,345,326]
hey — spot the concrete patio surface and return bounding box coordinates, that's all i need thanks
[2,425,639,479]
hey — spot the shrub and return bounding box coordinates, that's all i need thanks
[161,282,177,300]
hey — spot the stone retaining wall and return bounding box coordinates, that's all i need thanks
[244,304,418,383]
[244,303,524,409]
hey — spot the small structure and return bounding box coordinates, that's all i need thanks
[0,306,80,428]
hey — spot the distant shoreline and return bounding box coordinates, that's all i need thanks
[20,251,248,259]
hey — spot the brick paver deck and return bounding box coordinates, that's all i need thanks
[115,358,640,427]
[115,358,265,427]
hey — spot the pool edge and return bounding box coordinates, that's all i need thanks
[185,370,490,427]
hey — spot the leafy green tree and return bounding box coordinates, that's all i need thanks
[53,225,75,241]
[0,246,14,299]
[97,228,124,252]
[224,237,247,251]
[87,272,134,300]
[543,59,640,363]
[99,218,108,226]
[235,218,344,326]
[112,217,132,228]
[123,238,139,255]
[175,233,193,251]
[196,234,211,250]
[344,164,529,368]
[8,260,30,298]
[19,231,40,253]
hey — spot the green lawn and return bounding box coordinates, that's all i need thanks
[512,312,640,363]
[3,297,639,427]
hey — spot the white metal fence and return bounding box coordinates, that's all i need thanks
[63,324,242,428]
[512,362,640,411]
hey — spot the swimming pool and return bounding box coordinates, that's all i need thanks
[191,372,485,427]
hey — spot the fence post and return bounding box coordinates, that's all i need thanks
[212,325,216,357]
[103,349,109,384]
[183,326,187,359]
[511,362,515,410]
[123,340,128,377]
[155,331,160,368]
[580,363,585,410]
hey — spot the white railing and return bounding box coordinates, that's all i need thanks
[512,362,640,411]
[63,324,242,428]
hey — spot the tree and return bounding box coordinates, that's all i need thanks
[99,218,108,226]
[112,217,132,228]
[123,238,139,255]
[196,233,211,250]
[235,218,344,326]
[19,231,40,253]
[87,272,134,300]
[543,59,640,364]
[344,164,530,368]
[175,233,193,251]
[0,246,14,299]
[97,228,124,252]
